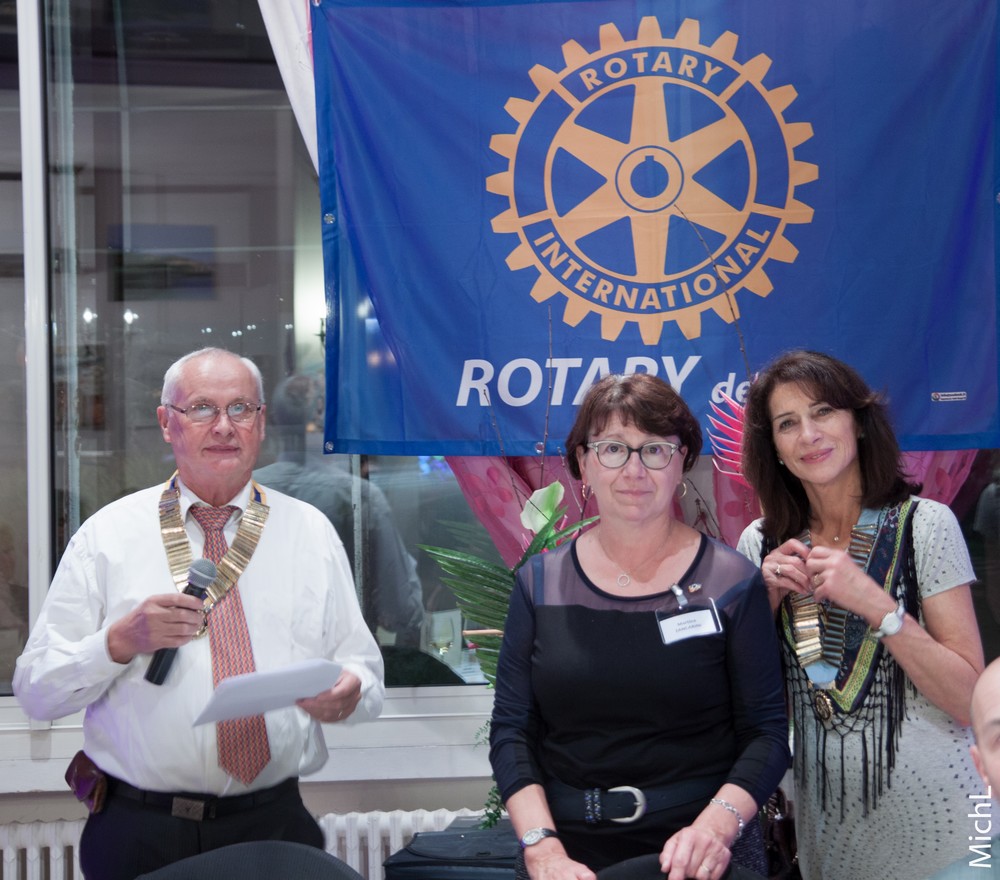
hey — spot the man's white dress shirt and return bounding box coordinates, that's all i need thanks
[14,477,385,795]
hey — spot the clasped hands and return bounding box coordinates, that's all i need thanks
[524,823,733,880]
[764,538,874,615]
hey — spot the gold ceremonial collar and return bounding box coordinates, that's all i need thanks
[159,473,269,633]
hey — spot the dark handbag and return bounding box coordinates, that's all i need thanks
[760,788,800,880]
[383,827,517,880]
[65,750,108,814]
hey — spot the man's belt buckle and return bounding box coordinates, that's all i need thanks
[609,786,647,824]
[171,796,206,821]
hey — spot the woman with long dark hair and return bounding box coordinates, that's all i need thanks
[737,350,984,879]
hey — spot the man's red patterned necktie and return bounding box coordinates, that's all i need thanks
[189,504,271,784]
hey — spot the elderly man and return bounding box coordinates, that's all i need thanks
[927,657,1000,878]
[14,348,384,880]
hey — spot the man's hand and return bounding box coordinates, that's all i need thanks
[296,670,362,722]
[107,593,206,664]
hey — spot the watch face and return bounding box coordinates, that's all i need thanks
[878,606,904,636]
[521,828,555,847]
[884,611,904,635]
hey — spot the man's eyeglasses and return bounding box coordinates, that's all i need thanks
[165,401,263,424]
[586,440,680,470]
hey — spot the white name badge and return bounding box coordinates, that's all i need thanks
[657,599,722,646]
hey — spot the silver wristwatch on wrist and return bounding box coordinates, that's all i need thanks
[519,828,559,848]
[873,601,905,639]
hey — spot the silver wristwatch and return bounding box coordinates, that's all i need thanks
[519,828,559,848]
[873,602,905,639]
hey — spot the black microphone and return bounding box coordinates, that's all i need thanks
[145,558,217,685]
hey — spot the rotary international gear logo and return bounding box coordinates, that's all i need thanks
[487,17,818,343]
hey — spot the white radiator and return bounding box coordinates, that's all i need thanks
[0,818,85,880]
[321,808,481,879]
[0,809,481,880]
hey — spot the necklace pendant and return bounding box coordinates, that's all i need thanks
[617,573,631,588]
[812,689,834,721]
[193,607,210,638]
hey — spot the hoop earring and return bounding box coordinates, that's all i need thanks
[676,481,688,499]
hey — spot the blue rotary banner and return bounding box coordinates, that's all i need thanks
[312,0,998,455]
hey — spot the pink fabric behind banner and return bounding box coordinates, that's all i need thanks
[446,456,597,568]
[713,466,763,548]
[448,451,978,565]
[901,451,978,506]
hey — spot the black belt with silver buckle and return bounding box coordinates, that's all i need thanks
[546,777,720,825]
[106,776,299,821]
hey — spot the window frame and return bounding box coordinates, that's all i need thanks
[4,0,493,799]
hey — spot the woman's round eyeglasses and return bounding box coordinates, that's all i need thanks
[165,401,263,424]
[586,440,679,470]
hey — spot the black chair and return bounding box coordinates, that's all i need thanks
[596,853,766,880]
[134,841,366,880]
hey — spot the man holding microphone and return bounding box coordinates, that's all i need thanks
[14,347,384,879]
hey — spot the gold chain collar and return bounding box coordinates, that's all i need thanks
[787,519,879,720]
[158,473,269,635]
[790,526,877,664]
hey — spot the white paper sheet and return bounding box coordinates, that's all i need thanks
[193,658,343,725]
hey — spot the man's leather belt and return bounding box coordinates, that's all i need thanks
[107,775,298,821]
[546,777,719,825]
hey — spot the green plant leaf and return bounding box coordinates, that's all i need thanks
[519,482,565,532]
[420,504,597,685]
